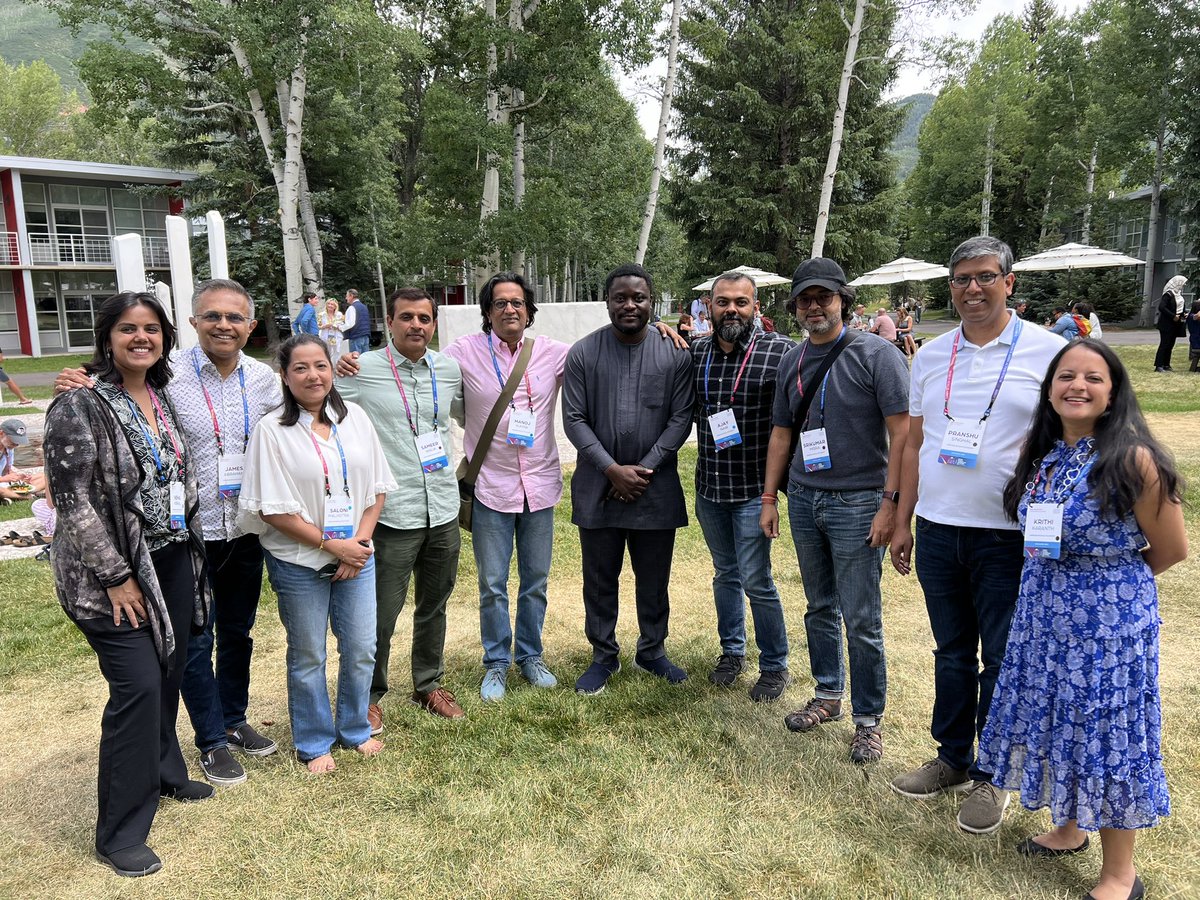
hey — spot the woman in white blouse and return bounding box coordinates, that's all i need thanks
[240,334,397,774]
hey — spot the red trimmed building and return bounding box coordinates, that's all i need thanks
[0,155,194,356]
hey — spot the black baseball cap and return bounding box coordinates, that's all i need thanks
[790,258,848,300]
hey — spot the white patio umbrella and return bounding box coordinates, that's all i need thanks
[692,264,790,291]
[848,257,950,286]
[1012,242,1145,294]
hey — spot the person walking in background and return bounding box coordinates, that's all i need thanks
[342,289,372,355]
[0,350,35,405]
[239,335,396,774]
[44,291,213,878]
[562,263,695,695]
[979,339,1185,900]
[318,298,346,362]
[1153,275,1187,372]
[292,292,320,336]
[889,236,1066,836]
[1188,299,1200,372]
[442,273,570,702]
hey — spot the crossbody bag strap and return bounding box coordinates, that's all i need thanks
[791,329,861,434]
[462,336,536,485]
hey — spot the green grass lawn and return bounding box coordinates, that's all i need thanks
[1,348,1198,898]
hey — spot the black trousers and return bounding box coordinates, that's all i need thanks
[1154,324,1178,369]
[579,527,675,666]
[75,541,194,855]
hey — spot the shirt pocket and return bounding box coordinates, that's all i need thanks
[640,373,666,410]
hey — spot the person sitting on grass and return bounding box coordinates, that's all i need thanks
[239,334,396,774]
[980,339,1186,900]
[0,419,46,501]
[0,350,35,405]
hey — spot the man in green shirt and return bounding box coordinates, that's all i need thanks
[337,288,466,725]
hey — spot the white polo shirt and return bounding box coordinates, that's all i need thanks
[910,310,1065,530]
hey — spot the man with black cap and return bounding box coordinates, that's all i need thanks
[759,258,909,764]
[0,419,45,500]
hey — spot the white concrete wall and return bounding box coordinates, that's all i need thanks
[437,301,610,350]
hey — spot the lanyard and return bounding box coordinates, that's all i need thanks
[487,334,534,410]
[1027,441,1094,505]
[307,422,350,497]
[704,335,757,410]
[794,327,846,400]
[943,318,1023,421]
[123,387,185,483]
[386,345,439,435]
[190,348,250,455]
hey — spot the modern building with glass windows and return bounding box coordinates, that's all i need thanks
[0,155,195,356]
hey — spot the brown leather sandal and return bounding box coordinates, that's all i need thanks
[784,697,844,733]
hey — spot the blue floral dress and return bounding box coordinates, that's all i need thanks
[978,437,1169,831]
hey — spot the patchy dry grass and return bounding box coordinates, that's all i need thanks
[1,350,1197,899]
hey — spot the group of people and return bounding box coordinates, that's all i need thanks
[42,237,1185,900]
[291,288,374,361]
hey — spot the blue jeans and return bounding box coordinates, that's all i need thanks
[787,484,886,725]
[914,517,1022,781]
[180,534,265,751]
[349,335,371,355]
[473,499,554,670]
[695,494,788,672]
[264,552,377,761]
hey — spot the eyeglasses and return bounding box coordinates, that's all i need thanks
[197,312,250,325]
[949,272,1003,289]
[793,291,837,309]
[491,299,526,310]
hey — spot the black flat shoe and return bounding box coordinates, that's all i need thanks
[1016,834,1089,857]
[95,844,162,877]
[1083,875,1144,900]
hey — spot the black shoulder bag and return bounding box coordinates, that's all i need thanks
[788,329,862,458]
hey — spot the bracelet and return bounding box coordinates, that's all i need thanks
[318,535,327,553]
[760,494,778,504]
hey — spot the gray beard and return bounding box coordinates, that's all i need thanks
[718,317,751,344]
[808,315,840,337]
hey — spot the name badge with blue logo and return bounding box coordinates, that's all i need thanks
[322,494,354,540]
[938,420,986,468]
[415,432,449,473]
[708,409,742,451]
[1023,502,1063,559]
[801,428,832,472]
[506,409,536,447]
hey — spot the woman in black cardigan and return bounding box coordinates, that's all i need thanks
[1153,275,1187,371]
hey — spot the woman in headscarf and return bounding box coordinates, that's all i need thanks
[1153,275,1187,372]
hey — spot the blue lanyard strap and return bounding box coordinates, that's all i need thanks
[122,389,183,483]
[487,335,534,410]
[308,421,351,497]
[703,335,757,411]
[944,318,1023,422]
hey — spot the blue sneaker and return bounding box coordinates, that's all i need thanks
[481,667,507,702]
[575,660,620,695]
[634,654,688,684]
[519,656,558,689]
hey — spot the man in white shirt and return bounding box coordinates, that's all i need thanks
[888,236,1066,836]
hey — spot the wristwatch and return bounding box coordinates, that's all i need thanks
[883,491,900,503]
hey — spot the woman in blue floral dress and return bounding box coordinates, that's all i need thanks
[980,339,1186,900]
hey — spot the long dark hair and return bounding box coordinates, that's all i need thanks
[277,334,348,427]
[85,291,176,388]
[1002,339,1182,521]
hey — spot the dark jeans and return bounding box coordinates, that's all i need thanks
[915,517,1022,782]
[1154,325,1178,369]
[371,519,461,700]
[74,541,194,855]
[180,534,265,750]
[579,526,675,666]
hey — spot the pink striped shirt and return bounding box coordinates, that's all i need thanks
[444,331,569,513]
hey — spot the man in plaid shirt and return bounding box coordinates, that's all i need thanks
[692,271,795,702]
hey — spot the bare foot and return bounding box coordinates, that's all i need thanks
[305,754,336,774]
[355,738,384,757]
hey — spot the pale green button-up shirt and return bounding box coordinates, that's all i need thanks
[337,344,464,530]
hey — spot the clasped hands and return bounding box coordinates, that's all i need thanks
[605,463,653,503]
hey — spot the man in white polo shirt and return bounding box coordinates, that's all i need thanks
[888,236,1066,836]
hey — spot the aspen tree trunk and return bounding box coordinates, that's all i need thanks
[980,118,996,237]
[1139,103,1168,326]
[635,0,681,265]
[811,0,866,258]
[1080,142,1098,244]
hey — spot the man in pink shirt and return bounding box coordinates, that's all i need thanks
[442,273,570,702]
[871,307,898,343]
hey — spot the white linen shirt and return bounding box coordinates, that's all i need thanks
[237,401,397,570]
[166,348,282,541]
[909,310,1065,530]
